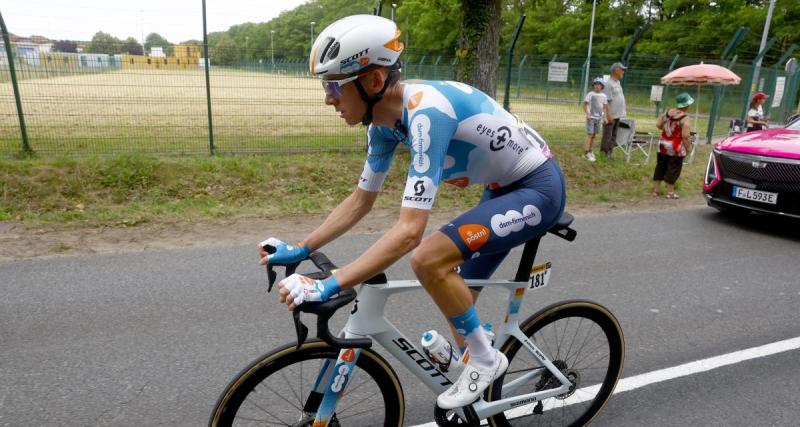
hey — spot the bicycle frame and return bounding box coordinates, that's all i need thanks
[308,274,575,424]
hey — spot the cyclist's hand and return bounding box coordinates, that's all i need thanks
[278,273,341,310]
[259,238,310,266]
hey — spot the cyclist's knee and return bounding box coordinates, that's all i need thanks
[411,236,461,283]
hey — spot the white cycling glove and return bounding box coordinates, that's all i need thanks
[279,273,341,306]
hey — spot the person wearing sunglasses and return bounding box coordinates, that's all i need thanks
[260,14,566,410]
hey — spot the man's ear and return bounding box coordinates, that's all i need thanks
[370,69,387,90]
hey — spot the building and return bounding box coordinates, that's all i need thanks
[119,44,200,70]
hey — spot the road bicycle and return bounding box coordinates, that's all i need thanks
[209,212,625,426]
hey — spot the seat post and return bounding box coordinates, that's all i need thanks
[513,235,542,283]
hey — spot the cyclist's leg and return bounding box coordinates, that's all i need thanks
[415,163,565,334]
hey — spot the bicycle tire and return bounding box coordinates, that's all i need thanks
[209,339,405,427]
[487,300,625,427]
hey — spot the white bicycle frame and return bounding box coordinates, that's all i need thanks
[310,273,575,422]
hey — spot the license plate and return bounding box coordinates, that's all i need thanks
[732,186,778,205]
[529,262,551,290]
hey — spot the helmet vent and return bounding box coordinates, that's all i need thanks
[319,37,336,64]
[327,42,340,61]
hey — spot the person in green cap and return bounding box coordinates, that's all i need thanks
[653,92,693,199]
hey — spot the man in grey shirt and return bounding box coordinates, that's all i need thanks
[600,62,627,158]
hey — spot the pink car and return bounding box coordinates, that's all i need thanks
[703,117,800,218]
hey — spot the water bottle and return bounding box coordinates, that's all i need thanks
[420,330,463,372]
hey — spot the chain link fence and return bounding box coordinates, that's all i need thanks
[2,43,799,157]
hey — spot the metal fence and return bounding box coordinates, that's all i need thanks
[2,46,799,157]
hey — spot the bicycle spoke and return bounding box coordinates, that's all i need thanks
[260,382,302,411]
[280,366,303,408]
[239,393,292,425]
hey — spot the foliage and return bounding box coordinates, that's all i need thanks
[144,33,174,56]
[119,37,144,55]
[201,0,800,65]
[85,31,119,55]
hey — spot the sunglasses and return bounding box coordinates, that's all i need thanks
[321,75,359,98]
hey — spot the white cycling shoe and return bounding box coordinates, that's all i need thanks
[437,350,508,409]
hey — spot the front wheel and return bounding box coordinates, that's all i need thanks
[209,340,405,427]
[487,300,625,427]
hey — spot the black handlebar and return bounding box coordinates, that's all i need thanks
[262,245,372,350]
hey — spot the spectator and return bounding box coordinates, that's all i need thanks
[600,62,627,159]
[653,92,694,199]
[746,92,769,132]
[582,77,610,162]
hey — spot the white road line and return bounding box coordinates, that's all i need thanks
[410,336,800,427]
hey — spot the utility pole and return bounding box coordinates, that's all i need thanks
[310,21,316,52]
[582,0,598,98]
[270,30,275,65]
[752,0,776,92]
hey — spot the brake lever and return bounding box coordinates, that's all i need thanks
[292,310,309,349]
[263,242,302,292]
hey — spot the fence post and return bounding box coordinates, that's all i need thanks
[201,0,215,155]
[516,55,527,98]
[578,58,587,103]
[433,55,441,80]
[741,37,777,122]
[658,54,680,118]
[766,44,797,119]
[0,12,31,154]
[503,15,526,111]
[545,54,557,101]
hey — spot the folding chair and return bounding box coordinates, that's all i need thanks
[728,119,744,136]
[614,118,653,164]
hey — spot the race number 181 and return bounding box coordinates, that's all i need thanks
[529,262,552,290]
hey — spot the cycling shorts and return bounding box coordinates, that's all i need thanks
[439,159,566,289]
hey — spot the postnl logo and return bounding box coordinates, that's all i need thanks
[407,92,424,110]
[458,224,490,251]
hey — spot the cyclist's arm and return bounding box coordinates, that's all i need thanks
[300,187,378,251]
[328,206,429,288]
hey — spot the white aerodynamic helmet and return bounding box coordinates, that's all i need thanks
[309,14,404,78]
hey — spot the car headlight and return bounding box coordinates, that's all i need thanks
[704,151,721,189]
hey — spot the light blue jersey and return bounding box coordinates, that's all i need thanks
[358,81,553,210]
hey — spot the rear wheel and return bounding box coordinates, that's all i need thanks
[209,340,404,427]
[487,301,625,427]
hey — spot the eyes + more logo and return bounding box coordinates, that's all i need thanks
[458,224,490,251]
[411,114,431,173]
[491,205,542,237]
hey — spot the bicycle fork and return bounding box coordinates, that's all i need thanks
[305,347,362,427]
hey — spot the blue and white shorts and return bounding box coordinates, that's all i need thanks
[439,159,567,289]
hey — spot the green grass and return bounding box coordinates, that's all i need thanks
[0,144,711,228]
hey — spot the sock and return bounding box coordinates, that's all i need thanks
[448,306,495,367]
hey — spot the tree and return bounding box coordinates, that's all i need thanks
[86,31,120,55]
[211,34,237,65]
[52,40,78,53]
[456,0,502,97]
[145,32,173,55]
[119,37,144,55]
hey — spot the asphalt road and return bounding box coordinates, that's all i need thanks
[1,207,798,426]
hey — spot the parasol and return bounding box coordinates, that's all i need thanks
[661,63,742,162]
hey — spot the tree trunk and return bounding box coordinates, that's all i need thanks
[456,0,502,98]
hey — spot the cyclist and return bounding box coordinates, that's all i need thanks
[259,14,566,410]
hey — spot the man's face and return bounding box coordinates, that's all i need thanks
[593,83,603,92]
[322,71,381,126]
[613,68,625,79]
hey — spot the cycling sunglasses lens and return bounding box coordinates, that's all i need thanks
[322,81,342,98]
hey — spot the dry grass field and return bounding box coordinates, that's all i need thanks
[0,68,661,156]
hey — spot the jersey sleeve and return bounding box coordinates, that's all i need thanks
[401,105,458,210]
[358,125,399,192]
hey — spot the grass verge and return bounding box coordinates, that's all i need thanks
[0,143,711,228]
